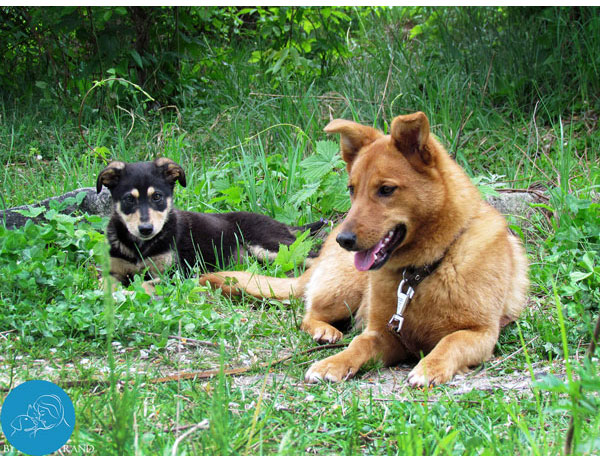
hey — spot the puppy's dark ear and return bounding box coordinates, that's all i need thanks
[154,157,186,187]
[390,112,433,166]
[97,161,126,193]
[324,119,383,172]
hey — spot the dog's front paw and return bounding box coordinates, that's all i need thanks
[305,356,357,383]
[407,358,454,387]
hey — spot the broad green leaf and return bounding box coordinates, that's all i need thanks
[570,271,592,283]
[16,206,46,218]
[300,140,342,182]
[130,49,143,69]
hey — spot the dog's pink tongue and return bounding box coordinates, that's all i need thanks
[354,240,384,271]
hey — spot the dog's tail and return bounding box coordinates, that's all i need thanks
[199,267,313,301]
[290,218,329,236]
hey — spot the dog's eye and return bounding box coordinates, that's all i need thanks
[377,185,397,197]
[348,185,355,196]
[151,192,163,202]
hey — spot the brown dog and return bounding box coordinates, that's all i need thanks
[199,112,529,386]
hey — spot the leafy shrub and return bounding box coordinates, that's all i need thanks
[0,206,106,344]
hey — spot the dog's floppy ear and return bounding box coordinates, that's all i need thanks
[324,119,382,171]
[390,112,433,166]
[154,157,186,187]
[97,161,126,193]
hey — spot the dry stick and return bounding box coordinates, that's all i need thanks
[133,330,223,349]
[156,104,183,126]
[40,343,347,392]
[150,343,346,384]
[514,144,558,187]
[375,55,394,123]
[495,188,549,201]
[480,52,496,107]
[532,103,561,186]
[453,81,473,159]
[116,105,136,141]
[564,311,600,456]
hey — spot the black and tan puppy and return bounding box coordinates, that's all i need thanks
[97,157,323,287]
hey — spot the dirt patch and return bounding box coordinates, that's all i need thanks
[227,361,564,401]
[0,330,564,400]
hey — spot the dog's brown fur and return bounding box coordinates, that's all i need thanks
[199,112,529,386]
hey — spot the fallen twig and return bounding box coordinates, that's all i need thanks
[133,330,224,349]
[150,343,346,384]
[1,343,348,392]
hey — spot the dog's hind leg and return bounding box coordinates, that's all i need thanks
[199,270,310,301]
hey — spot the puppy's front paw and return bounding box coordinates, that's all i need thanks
[305,356,356,384]
[407,358,453,387]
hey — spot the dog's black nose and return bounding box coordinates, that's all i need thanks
[336,231,357,251]
[138,223,154,237]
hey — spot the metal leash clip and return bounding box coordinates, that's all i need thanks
[388,277,415,333]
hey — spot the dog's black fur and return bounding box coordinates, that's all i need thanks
[97,158,324,285]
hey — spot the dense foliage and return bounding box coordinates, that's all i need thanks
[1,6,598,118]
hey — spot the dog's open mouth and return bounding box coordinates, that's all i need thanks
[354,225,406,271]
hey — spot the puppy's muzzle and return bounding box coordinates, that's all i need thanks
[138,223,154,238]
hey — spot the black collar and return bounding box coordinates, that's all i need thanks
[399,259,443,290]
[387,227,465,341]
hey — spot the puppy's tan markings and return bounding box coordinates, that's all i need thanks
[116,202,143,237]
[147,197,172,234]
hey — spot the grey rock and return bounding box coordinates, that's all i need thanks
[1,187,113,229]
[487,190,547,218]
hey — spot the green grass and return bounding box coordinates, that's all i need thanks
[1,7,599,456]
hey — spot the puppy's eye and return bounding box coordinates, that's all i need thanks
[348,185,355,196]
[123,194,136,205]
[377,185,397,197]
[151,192,163,202]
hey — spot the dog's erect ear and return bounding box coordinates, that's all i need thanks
[97,161,126,193]
[390,112,433,166]
[154,157,186,187]
[324,119,383,171]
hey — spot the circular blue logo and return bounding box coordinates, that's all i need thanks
[1,380,75,456]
